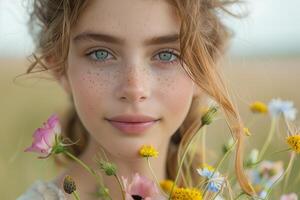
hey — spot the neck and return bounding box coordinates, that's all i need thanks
[63,138,169,200]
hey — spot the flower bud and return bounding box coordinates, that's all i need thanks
[96,186,110,198]
[222,138,234,154]
[245,149,259,167]
[99,160,117,176]
[63,175,76,194]
[201,106,218,125]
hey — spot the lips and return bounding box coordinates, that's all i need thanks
[105,114,160,135]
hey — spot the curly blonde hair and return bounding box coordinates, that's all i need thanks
[25,0,254,195]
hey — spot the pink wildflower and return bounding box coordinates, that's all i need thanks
[122,173,165,200]
[24,114,62,158]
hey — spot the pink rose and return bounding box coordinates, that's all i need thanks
[122,173,165,200]
[280,193,298,200]
[25,114,61,158]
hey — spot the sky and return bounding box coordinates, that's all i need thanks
[0,0,299,57]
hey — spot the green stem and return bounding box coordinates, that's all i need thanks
[258,117,277,160]
[183,128,205,188]
[248,148,291,168]
[72,191,81,200]
[283,153,295,194]
[146,158,169,197]
[168,124,204,200]
[64,151,112,200]
[114,174,126,200]
[195,178,207,189]
[65,151,96,177]
[215,140,237,172]
[201,127,206,165]
[265,152,296,199]
[202,140,237,198]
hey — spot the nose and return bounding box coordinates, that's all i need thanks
[116,64,151,103]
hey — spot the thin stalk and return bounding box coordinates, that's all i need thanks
[283,152,296,194]
[114,174,126,200]
[225,179,234,200]
[258,117,277,160]
[168,124,204,200]
[72,191,81,200]
[265,152,296,199]
[201,127,207,165]
[215,140,237,172]
[64,151,112,200]
[181,161,190,187]
[146,158,169,197]
[184,130,203,187]
[248,148,291,168]
[195,178,207,189]
[202,140,237,198]
[65,151,96,177]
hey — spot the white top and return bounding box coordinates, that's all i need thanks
[17,180,66,200]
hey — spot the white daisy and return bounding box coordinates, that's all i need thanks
[268,98,297,121]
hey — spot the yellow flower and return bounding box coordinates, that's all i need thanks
[171,187,203,200]
[139,145,159,157]
[244,127,252,136]
[160,180,176,193]
[286,135,300,153]
[250,101,268,114]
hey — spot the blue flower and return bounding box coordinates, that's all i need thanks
[268,98,297,121]
[196,166,225,193]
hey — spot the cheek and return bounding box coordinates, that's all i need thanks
[68,68,114,128]
[156,68,195,128]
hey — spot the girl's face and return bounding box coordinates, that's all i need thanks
[60,0,199,159]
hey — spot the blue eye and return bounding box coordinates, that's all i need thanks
[155,49,179,65]
[87,49,113,62]
[86,48,179,65]
[159,52,173,60]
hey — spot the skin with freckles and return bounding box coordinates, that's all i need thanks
[55,0,200,199]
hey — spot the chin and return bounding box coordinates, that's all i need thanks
[101,138,155,160]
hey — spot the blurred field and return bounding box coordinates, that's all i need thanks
[0,57,299,199]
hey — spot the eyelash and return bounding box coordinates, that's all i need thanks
[85,48,180,66]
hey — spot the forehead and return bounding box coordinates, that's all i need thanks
[72,0,181,44]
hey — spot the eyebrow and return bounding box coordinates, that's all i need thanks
[73,32,180,46]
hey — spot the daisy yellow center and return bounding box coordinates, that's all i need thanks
[139,145,159,157]
[250,101,268,114]
[286,135,300,153]
[172,188,203,200]
[201,163,215,171]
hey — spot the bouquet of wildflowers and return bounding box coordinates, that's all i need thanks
[24,98,299,200]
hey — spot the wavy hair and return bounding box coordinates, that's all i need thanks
[25,0,254,195]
